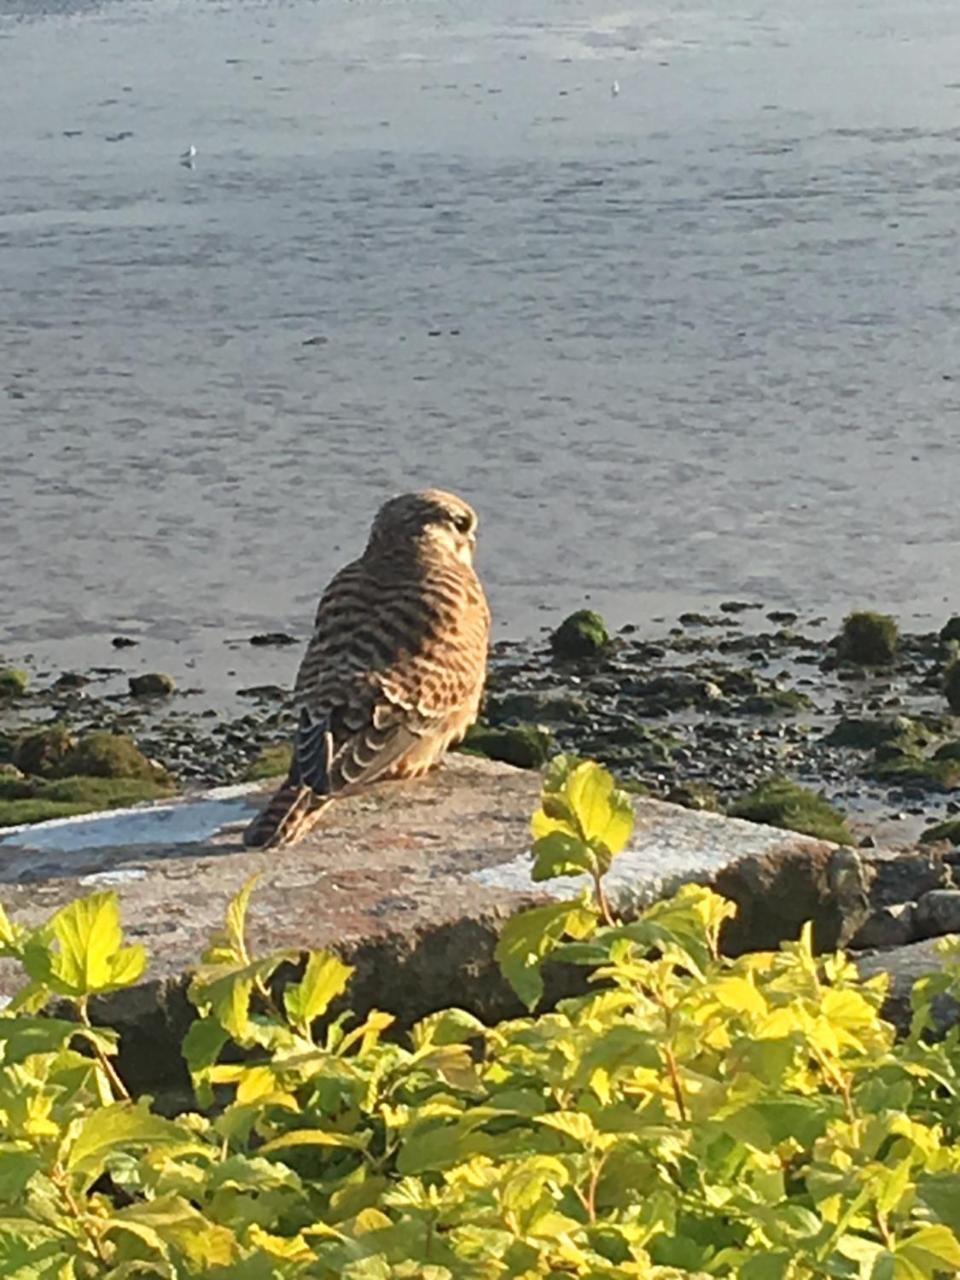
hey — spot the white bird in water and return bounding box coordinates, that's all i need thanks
[180,144,197,167]
[611,79,620,98]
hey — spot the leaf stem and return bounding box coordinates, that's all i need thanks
[593,870,615,928]
[77,996,131,1102]
[662,1043,688,1123]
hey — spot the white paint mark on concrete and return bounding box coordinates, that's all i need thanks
[472,803,826,908]
[79,867,150,886]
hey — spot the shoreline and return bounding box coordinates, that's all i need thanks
[4,601,960,848]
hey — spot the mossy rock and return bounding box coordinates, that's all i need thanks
[868,753,960,791]
[486,691,590,726]
[0,774,175,829]
[940,616,960,645]
[737,688,813,716]
[549,610,610,661]
[933,740,960,763]
[0,668,28,699]
[944,661,960,714]
[836,611,899,666]
[62,732,167,782]
[826,715,928,753]
[459,723,553,770]
[129,672,176,698]
[667,781,721,812]
[243,743,294,781]
[13,724,76,777]
[919,817,960,846]
[730,777,853,844]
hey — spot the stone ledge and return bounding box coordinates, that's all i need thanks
[0,757,953,1091]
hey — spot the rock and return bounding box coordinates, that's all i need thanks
[243,743,294,781]
[129,672,176,698]
[237,685,288,701]
[0,668,28,698]
[715,843,870,954]
[826,715,924,751]
[0,763,24,780]
[868,851,950,907]
[549,610,610,660]
[767,610,798,625]
[855,901,916,952]
[53,672,90,691]
[719,601,760,613]
[486,691,589,726]
[249,632,298,647]
[920,817,960,845]
[850,903,917,949]
[944,661,960,714]
[666,781,720,812]
[914,889,960,938]
[729,777,853,844]
[460,723,553,769]
[13,724,76,777]
[934,740,960,762]
[939,616,960,645]
[112,636,139,648]
[836,610,899,667]
[62,732,168,782]
[737,689,813,716]
[856,939,959,1035]
[868,753,960,792]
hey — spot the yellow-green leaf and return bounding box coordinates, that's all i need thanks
[565,762,634,856]
[258,1128,371,1154]
[22,893,145,997]
[65,1103,197,1184]
[284,951,353,1029]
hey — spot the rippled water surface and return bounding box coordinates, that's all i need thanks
[3,0,960,678]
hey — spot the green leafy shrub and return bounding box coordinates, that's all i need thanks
[0,761,959,1278]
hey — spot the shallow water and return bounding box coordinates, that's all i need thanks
[3,0,960,686]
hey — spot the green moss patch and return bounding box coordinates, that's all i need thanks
[730,777,853,844]
[0,774,176,829]
[836,610,899,666]
[13,724,76,777]
[667,781,721,812]
[868,753,960,791]
[919,817,960,845]
[129,672,176,697]
[243,743,294,781]
[737,688,813,716]
[549,610,610,661]
[827,715,927,752]
[0,668,28,698]
[63,731,168,782]
[459,723,553,770]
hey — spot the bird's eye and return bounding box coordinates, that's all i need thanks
[452,513,473,535]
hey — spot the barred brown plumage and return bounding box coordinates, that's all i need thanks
[243,489,491,849]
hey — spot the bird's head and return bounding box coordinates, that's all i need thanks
[367,489,479,566]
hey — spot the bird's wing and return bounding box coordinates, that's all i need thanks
[290,557,489,797]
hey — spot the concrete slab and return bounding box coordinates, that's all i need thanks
[0,757,844,1090]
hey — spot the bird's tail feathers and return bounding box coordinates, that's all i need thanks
[242,781,331,849]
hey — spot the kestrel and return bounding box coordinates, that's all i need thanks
[243,489,491,849]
